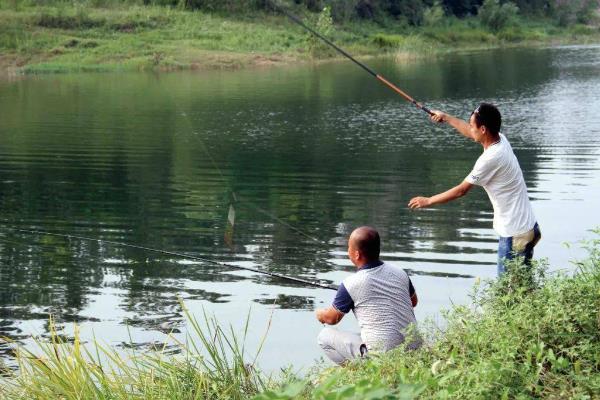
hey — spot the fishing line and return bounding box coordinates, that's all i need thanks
[6,227,337,291]
[174,104,327,246]
[190,124,326,245]
[268,0,433,117]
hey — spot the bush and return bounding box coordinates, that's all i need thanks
[478,0,519,31]
[306,6,334,57]
[551,0,600,26]
[423,1,445,26]
[387,0,427,25]
[422,25,494,43]
[497,25,525,41]
[371,32,405,47]
[177,0,267,12]
[328,0,358,22]
[442,0,482,17]
[570,23,597,35]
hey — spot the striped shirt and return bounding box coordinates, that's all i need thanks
[332,261,417,352]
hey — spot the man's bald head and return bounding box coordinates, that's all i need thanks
[349,226,380,263]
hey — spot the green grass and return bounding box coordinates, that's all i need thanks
[2,231,600,399]
[0,305,271,400]
[0,2,599,74]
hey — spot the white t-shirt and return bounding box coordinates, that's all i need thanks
[465,133,536,237]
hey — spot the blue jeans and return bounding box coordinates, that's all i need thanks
[497,223,542,276]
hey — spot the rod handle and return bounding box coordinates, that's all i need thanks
[420,105,434,116]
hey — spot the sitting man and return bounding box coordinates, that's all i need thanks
[316,226,419,365]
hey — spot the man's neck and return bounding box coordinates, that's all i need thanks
[358,260,383,270]
[482,134,501,150]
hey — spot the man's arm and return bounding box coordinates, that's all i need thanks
[316,307,344,325]
[316,283,352,325]
[408,180,473,209]
[431,110,475,141]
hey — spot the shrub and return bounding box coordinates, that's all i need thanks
[328,0,358,22]
[478,0,519,31]
[306,6,334,57]
[177,0,267,12]
[570,23,596,35]
[423,1,445,26]
[422,26,494,43]
[387,0,427,26]
[551,0,600,26]
[442,0,482,17]
[497,25,525,41]
[371,32,405,48]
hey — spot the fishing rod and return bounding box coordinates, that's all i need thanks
[6,227,338,291]
[269,1,433,116]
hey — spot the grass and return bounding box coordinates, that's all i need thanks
[2,230,600,399]
[0,2,599,74]
[0,304,271,400]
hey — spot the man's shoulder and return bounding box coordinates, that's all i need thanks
[380,262,407,273]
[475,140,504,166]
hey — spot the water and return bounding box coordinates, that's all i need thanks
[1,45,599,372]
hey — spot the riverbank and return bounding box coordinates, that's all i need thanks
[1,3,599,76]
[2,232,599,399]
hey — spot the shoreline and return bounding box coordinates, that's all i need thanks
[1,5,599,78]
[2,39,599,80]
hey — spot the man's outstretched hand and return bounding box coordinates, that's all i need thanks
[408,196,431,209]
[430,110,447,124]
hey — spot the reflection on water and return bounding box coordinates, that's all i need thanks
[0,45,599,370]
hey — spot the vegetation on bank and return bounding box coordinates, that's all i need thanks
[1,231,600,399]
[0,0,599,74]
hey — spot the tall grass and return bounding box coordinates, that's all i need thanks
[2,233,600,399]
[0,303,269,400]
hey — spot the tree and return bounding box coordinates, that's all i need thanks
[442,0,483,16]
[478,0,519,31]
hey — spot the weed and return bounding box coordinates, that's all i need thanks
[0,303,270,399]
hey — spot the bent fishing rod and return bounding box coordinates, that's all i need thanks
[269,1,433,116]
[7,227,338,291]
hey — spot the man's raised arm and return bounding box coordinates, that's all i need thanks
[430,110,475,141]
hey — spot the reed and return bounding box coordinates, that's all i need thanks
[0,302,269,400]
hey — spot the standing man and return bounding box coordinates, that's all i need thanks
[408,103,541,275]
[316,226,419,365]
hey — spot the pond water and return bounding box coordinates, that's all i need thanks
[1,45,599,372]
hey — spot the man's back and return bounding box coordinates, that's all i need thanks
[467,133,536,237]
[343,263,417,352]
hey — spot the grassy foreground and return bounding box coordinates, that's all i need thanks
[1,2,599,75]
[1,231,600,399]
